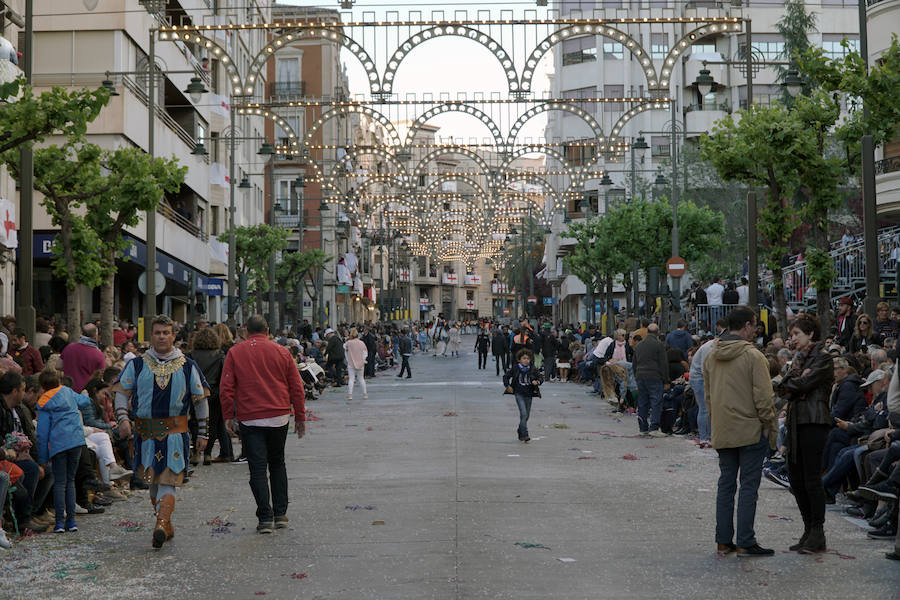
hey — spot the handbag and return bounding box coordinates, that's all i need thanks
[866,428,890,451]
[0,459,24,485]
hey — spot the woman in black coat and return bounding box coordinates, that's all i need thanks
[776,313,834,554]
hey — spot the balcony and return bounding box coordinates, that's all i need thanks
[685,103,732,135]
[269,81,306,100]
[158,203,208,242]
[876,156,900,218]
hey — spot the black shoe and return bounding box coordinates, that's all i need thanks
[231,455,248,464]
[202,455,212,466]
[824,491,836,505]
[887,551,900,561]
[860,481,899,501]
[257,521,274,534]
[716,542,737,554]
[763,468,791,490]
[406,375,412,379]
[84,504,105,515]
[736,543,775,557]
[92,495,113,507]
[523,436,531,443]
[83,478,109,492]
[869,506,893,529]
[867,524,897,540]
[845,490,866,504]
[845,504,873,519]
[798,525,826,554]
[130,478,149,490]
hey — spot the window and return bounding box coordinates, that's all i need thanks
[562,86,596,115]
[651,33,668,60]
[739,84,782,109]
[563,141,597,167]
[603,42,624,60]
[690,42,716,55]
[603,84,624,112]
[211,206,219,236]
[210,131,220,163]
[651,135,670,157]
[822,35,859,60]
[561,0,596,16]
[561,36,597,66]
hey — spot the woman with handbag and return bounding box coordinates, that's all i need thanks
[777,313,834,554]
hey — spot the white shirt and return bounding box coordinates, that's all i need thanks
[736,285,749,305]
[594,336,613,358]
[242,414,291,428]
[705,282,724,305]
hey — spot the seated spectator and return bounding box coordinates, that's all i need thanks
[849,313,883,354]
[831,357,866,422]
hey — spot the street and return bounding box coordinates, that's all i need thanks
[4,336,897,599]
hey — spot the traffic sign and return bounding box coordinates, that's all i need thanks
[526,295,538,304]
[542,297,555,305]
[666,256,687,278]
[502,307,511,316]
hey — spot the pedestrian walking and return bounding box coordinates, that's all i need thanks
[540,326,559,382]
[503,348,542,442]
[475,326,490,370]
[447,323,461,357]
[324,328,345,386]
[633,323,668,437]
[397,328,413,379]
[112,314,210,548]
[492,327,509,375]
[344,328,368,399]
[704,306,778,557]
[363,327,377,378]
[776,313,834,554]
[432,318,448,357]
[220,315,307,535]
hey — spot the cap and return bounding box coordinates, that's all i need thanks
[324,328,335,335]
[839,297,853,306]
[860,369,887,388]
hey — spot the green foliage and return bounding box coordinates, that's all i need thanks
[0,77,109,154]
[219,224,289,297]
[499,216,544,294]
[775,0,818,104]
[277,249,330,290]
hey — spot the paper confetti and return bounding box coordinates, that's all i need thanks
[443,411,458,417]
[305,411,323,421]
[515,541,551,550]
[557,557,577,563]
[345,505,377,511]
[372,520,385,525]
[507,454,520,457]
[622,454,640,460]
[577,456,596,460]
[550,423,569,429]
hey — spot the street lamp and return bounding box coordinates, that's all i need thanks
[238,177,251,189]
[317,200,330,326]
[781,69,804,98]
[184,76,208,103]
[259,142,277,331]
[694,69,716,97]
[191,142,208,156]
[654,174,668,187]
[599,173,613,215]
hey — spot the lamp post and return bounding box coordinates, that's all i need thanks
[630,136,648,314]
[17,0,34,341]
[258,142,278,331]
[317,199,329,327]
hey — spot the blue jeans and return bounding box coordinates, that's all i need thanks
[239,423,289,522]
[636,379,663,432]
[822,444,868,496]
[51,445,83,524]
[823,428,852,472]
[514,393,533,438]
[716,436,768,548]
[691,380,709,441]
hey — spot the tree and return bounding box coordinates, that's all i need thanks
[700,104,804,335]
[219,224,288,314]
[2,142,108,336]
[499,215,545,316]
[775,0,817,104]
[84,148,186,347]
[276,249,330,326]
[0,77,109,153]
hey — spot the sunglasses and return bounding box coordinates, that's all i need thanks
[859,320,871,324]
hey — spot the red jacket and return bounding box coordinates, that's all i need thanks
[219,334,305,423]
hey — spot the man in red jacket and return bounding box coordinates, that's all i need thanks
[220,315,306,534]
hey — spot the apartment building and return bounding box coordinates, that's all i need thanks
[543,0,865,323]
[867,0,900,217]
[24,0,269,326]
[0,0,23,317]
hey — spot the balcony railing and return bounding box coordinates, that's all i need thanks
[685,103,732,113]
[158,203,208,242]
[269,81,306,100]
[875,156,900,176]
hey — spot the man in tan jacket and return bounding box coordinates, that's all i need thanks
[703,306,778,557]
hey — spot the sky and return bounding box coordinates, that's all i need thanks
[275,1,553,142]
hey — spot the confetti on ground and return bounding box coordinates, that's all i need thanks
[557,557,577,563]
[577,456,596,460]
[366,426,374,431]
[767,515,793,521]
[255,592,267,596]
[645,445,657,448]
[515,541,551,550]
[697,488,712,492]
[305,411,323,421]
[507,454,520,457]
[408,396,424,400]
[443,411,458,417]
[372,520,385,525]
[667,463,685,468]
[205,516,236,527]
[622,454,640,460]
[550,423,569,429]
[345,505,377,511]
[116,519,142,532]
[282,572,308,579]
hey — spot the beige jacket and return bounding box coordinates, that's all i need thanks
[703,336,778,450]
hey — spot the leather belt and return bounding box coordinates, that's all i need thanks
[134,415,188,441]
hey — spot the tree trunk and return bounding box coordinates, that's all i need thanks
[99,266,115,348]
[66,285,80,341]
[772,270,789,338]
[624,281,633,315]
[810,220,833,334]
[606,272,614,336]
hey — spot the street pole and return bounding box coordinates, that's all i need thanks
[747,191,758,311]
[146,30,156,318]
[318,203,327,327]
[17,0,35,341]
[227,101,236,326]
[630,142,640,314]
[268,153,276,332]
[669,99,680,328]
[857,4,879,315]
[527,207,534,317]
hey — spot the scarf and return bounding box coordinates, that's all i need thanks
[79,335,100,349]
[143,347,185,389]
[612,339,627,362]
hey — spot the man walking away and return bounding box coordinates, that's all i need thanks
[397,328,413,379]
[324,328,345,386]
[665,320,692,361]
[633,323,668,437]
[59,324,107,393]
[541,327,559,382]
[220,315,307,535]
[704,306,778,557]
[492,328,509,376]
[475,326,490,370]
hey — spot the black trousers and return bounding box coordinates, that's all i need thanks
[494,353,508,375]
[399,355,411,377]
[478,350,488,369]
[787,424,830,527]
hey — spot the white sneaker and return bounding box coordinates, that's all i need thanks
[107,464,133,480]
[363,394,368,399]
[648,430,669,438]
[0,529,10,549]
[75,504,89,515]
[347,395,352,400]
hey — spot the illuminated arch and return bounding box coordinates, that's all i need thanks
[236,106,302,155]
[403,103,504,150]
[320,147,413,194]
[381,25,519,95]
[247,27,382,96]
[656,21,745,93]
[521,24,656,93]
[303,105,402,149]
[499,145,580,187]
[507,102,604,146]
[500,173,564,225]
[608,100,671,138]
[412,146,496,187]
[158,30,244,95]
[422,174,489,203]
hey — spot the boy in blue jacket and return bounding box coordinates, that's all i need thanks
[36,369,86,533]
[503,348,543,442]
